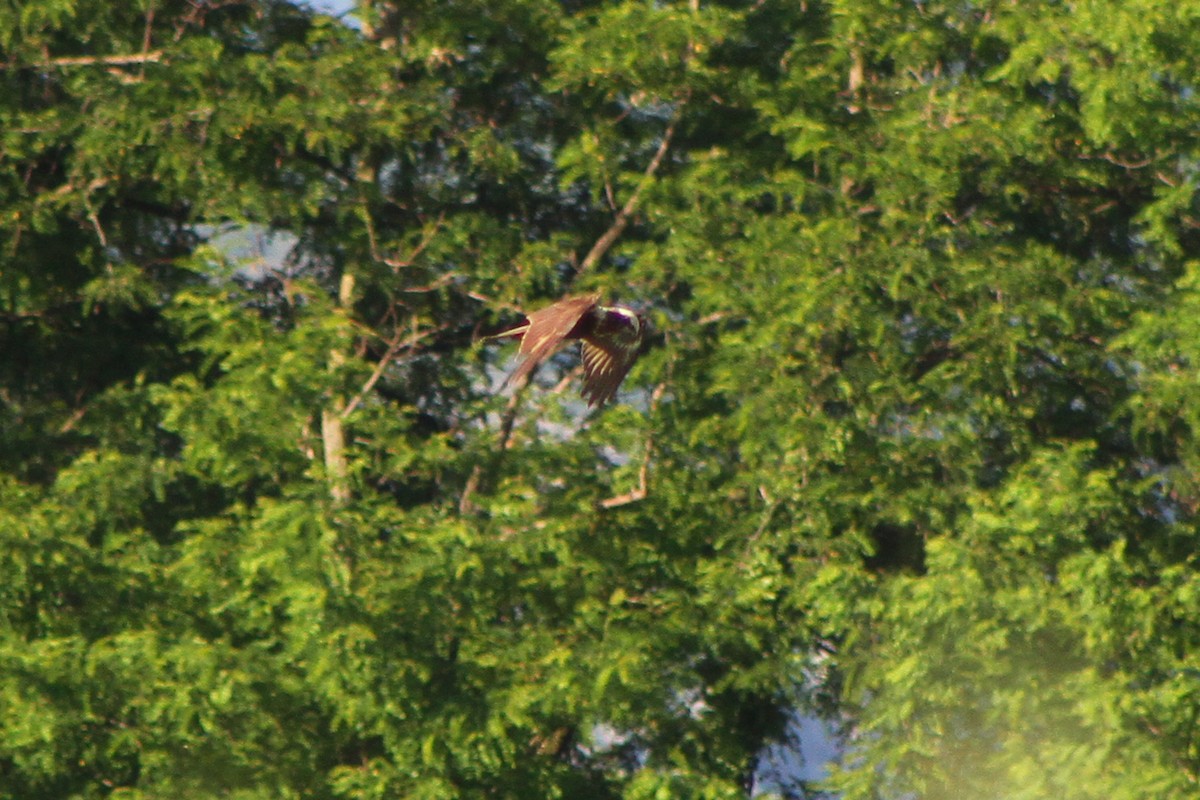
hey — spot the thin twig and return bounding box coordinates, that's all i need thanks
[400,272,458,293]
[366,210,446,270]
[85,200,108,248]
[1079,151,1154,170]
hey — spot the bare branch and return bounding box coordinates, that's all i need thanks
[459,374,529,515]
[366,210,446,270]
[577,112,680,275]
[58,405,88,434]
[339,331,406,421]
[340,313,455,420]
[599,381,666,509]
[2,51,165,70]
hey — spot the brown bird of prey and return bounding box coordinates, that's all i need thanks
[492,294,645,406]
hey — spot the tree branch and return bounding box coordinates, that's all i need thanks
[366,209,445,270]
[577,112,680,274]
[459,373,529,515]
[339,328,407,421]
[322,272,356,505]
[599,381,666,509]
[2,51,165,70]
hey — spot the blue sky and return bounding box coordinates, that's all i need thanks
[308,0,355,16]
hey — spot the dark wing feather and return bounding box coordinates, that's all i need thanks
[505,294,599,387]
[580,339,637,407]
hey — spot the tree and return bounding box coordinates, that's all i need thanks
[2,1,1200,798]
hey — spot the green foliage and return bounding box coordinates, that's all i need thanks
[3,0,1200,798]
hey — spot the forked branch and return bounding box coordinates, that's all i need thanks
[599,381,666,509]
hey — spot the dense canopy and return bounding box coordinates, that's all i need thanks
[3,1,1200,798]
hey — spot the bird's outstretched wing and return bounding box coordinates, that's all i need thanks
[579,339,638,407]
[505,294,599,388]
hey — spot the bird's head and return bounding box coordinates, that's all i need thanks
[594,304,650,351]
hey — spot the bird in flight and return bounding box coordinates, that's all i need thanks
[491,294,645,406]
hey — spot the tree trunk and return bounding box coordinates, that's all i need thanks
[322,271,355,504]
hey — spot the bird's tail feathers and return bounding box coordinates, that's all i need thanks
[481,323,529,342]
[501,354,539,390]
